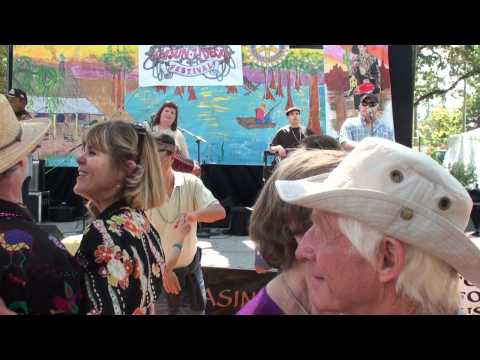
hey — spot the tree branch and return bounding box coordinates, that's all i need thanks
[414,68,480,106]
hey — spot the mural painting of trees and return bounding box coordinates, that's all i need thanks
[226,85,237,94]
[99,45,134,111]
[188,86,197,100]
[324,64,350,131]
[281,54,295,110]
[13,55,65,114]
[275,67,284,97]
[174,86,185,98]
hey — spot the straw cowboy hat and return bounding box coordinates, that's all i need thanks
[275,137,480,287]
[0,94,50,174]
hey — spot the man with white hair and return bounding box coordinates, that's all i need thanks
[275,137,479,314]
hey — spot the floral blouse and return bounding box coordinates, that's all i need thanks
[0,200,84,315]
[75,200,165,315]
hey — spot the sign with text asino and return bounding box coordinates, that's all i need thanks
[139,45,244,87]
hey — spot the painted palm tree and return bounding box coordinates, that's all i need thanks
[100,46,135,111]
[295,50,324,135]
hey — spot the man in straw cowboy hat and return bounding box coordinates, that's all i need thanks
[275,137,479,314]
[0,95,84,315]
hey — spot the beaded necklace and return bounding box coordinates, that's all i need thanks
[156,187,181,224]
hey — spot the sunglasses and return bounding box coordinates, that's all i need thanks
[361,101,377,108]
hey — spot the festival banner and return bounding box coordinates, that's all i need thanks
[138,45,244,87]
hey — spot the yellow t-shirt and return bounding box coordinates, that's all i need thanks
[146,171,219,268]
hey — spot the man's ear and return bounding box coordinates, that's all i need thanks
[376,236,405,284]
[125,160,137,176]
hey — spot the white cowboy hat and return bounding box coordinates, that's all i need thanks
[0,94,50,174]
[275,137,480,287]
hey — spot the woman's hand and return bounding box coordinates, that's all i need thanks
[162,268,181,295]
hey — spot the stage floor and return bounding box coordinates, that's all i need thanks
[44,220,257,271]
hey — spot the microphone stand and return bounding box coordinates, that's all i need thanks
[177,127,207,164]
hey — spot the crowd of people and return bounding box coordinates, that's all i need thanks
[0,87,479,315]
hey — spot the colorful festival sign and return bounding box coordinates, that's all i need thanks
[138,45,244,87]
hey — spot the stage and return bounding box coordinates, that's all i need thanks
[50,219,258,270]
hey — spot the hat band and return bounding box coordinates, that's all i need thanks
[0,127,23,152]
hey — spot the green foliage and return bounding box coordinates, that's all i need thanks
[99,45,134,74]
[0,45,8,93]
[415,45,480,105]
[448,161,478,189]
[417,107,463,148]
[13,55,65,113]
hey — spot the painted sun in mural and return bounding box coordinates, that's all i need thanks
[246,45,289,67]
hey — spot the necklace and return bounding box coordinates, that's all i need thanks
[156,187,181,224]
[290,127,303,144]
[280,273,310,315]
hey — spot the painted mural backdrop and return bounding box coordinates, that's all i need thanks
[12,45,393,166]
[323,45,393,138]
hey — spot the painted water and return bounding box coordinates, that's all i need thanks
[125,85,326,166]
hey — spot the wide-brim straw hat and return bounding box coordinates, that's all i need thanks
[275,137,480,287]
[0,94,50,174]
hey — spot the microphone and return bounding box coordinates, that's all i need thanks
[366,108,376,121]
[193,135,207,144]
[178,127,207,143]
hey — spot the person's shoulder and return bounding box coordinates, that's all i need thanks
[1,222,68,255]
[277,125,291,133]
[178,171,202,185]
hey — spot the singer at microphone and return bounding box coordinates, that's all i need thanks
[150,101,201,176]
[338,93,394,152]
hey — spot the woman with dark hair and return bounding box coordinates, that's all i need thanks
[152,101,200,175]
[152,102,190,159]
[238,148,345,315]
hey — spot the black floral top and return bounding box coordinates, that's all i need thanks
[76,200,165,315]
[0,200,84,314]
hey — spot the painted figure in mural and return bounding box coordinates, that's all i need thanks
[0,95,85,315]
[6,88,32,121]
[58,53,65,75]
[275,137,478,314]
[147,133,226,315]
[151,101,201,176]
[72,121,169,315]
[339,93,394,151]
[269,107,308,159]
[255,103,272,125]
[351,45,380,110]
[238,148,345,314]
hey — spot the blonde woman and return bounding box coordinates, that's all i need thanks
[73,121,189,315]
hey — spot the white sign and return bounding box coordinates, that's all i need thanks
[138,45,244,87]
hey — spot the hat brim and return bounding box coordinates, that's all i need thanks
[0,118,50,174]
[276,179,480,288]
